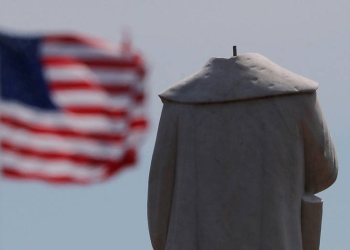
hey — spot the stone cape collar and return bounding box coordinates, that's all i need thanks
[159,53,319,104]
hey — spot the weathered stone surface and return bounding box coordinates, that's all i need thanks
[160,53,318,103]
[148,54,337,250]
[301,194,323,250]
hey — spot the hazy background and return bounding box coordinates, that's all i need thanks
[0,1,349,249]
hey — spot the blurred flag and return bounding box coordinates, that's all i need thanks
[0,32,148,184]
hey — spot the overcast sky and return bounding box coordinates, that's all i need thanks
[0,1,349,249]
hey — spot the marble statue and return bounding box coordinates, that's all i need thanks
[148,53,338,250]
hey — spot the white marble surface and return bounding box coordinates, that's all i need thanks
[148,54,337,250]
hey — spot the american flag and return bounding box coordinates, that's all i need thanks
[0,32,148,184]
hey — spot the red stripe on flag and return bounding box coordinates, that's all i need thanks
[130,119,148,130]
[49,81,132,94]
[2,140,119,165]
[42,57,140,69]
[2,167,90,184]
[64,107,127,118]
[45,35,108,48]
[104,148,136,176]
[2,148,137,184]
[134,93,145,103]
[1,116,125,142]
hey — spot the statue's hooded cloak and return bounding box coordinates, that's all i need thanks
[148,53,337,250]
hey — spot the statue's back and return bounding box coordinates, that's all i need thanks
[148,54,337,250]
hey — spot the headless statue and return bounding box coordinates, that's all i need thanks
[148,53,337,250]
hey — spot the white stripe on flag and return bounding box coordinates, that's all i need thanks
[1,102,128,133]
[51,90,132,108]
[1,125,126,159]
[2,151,106,180]
[44,65,139,84]
[41,43,132,60]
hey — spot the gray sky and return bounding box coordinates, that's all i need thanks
[0,1,349,249]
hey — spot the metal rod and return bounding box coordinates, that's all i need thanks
[233,46,237,57]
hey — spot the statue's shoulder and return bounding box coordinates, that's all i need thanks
[159,53,318,104]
